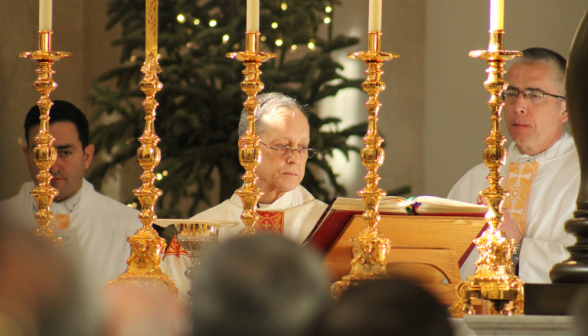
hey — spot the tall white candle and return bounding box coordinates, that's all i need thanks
[39,0,52,31]
[490,0,504,31]
[368,0,382,32]
[246,0,260,31]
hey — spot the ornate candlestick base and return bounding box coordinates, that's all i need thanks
[450,30,523,316]
[107,52,176,294]
[330,32,399,299]
[331,230,392,299]
[226,32,277,236]
[20,31,71,247]
[109,226,175,291]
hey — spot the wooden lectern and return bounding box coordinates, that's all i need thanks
[305,208,487,305]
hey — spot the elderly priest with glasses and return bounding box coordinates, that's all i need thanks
[162,92,329,300]
[448,48,580,284]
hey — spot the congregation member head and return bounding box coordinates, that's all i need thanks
[238,92,315,204]
[23,100,95,202]
[503,47,568,156]
[0,221,89,336]
[314,279,452,336]
[190,234,331,336]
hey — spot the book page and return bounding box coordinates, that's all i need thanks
[331,195,486,214]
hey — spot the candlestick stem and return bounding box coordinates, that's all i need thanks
[226,31,277,235]
[107,51,177,293]
[20,31,71,247]
[331,31,399,299]
[450,30,524,316]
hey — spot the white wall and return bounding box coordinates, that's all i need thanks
[0,0,121,201]
[424,0,588,197]
[321,0,426,198]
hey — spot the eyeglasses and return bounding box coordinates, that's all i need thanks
[501,89,565,104]
[259,142,316,159]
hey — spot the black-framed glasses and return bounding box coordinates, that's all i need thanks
[501,89,565,104]
[259,142,316,159]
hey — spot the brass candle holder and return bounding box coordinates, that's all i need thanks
[108,0,175,293]
[226,32,277,235]
[108,50,176,294]
[331,32,399,299]
[20,31,71,247]
[450,30,523,316]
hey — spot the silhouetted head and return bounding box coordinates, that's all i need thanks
[314,279,452,336]
[190,234,331,336]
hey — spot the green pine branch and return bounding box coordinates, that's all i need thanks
[89,0,367,217]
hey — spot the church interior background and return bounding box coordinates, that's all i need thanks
[1,0,585,210]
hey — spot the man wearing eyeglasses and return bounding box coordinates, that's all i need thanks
[162,92,329,300]
[448,47,579,284]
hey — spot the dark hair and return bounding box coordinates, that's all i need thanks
[512,47,567,94]
[314,279,453,336]
[24,101,90,149]
[519,47,567,73]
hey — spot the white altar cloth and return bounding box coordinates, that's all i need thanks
[450,315,574,336]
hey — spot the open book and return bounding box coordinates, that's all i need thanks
[321,195,487,215]
[304,196,487,266]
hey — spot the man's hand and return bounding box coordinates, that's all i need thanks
[477,196,524,244]
[499,210,524,244]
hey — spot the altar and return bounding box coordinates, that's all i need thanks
[451,316,574,336]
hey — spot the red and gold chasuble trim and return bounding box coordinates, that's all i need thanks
[163,235,187,259]
[257,211,285,235]
[503,162,539,232]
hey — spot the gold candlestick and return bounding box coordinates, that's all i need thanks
[108,0,176,293]
[20,31,71,247]
[226,31,277,235]
[108,50,176,293]
[450,30,523,316]
[331,32,399,299]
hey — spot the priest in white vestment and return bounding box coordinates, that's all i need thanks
[162,93,328,300]
[449,48,579,283]
[0,101,141,292]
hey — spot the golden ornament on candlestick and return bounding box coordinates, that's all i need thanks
[108,50,176,293]
[20,30,71,247]
[226,31,277,235]
[108,0,176,293]
[331,32,399,299]
[450,30,523,316]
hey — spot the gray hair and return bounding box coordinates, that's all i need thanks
[509,47,567,95]
[238,92,307,138]
[190,235,331,336]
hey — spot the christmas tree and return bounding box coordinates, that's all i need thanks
[89,0,367,217]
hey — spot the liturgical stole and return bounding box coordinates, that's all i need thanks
[503,162,539,232]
